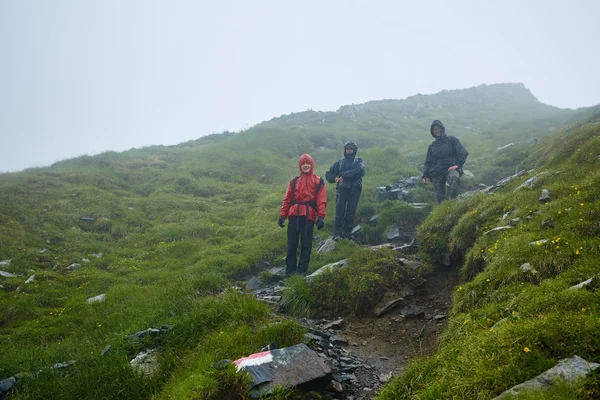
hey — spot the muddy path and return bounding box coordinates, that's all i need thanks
[250,262,460,399]
[339,264,460,383]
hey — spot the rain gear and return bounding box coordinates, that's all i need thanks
[422,120,469,204]
[279,154,327,276]
[326,141,365,238]
[422,120,468,180]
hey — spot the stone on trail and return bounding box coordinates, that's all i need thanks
[233,343,332,395]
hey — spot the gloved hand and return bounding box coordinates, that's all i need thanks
[278,217,285,228]
[316,216,325,230]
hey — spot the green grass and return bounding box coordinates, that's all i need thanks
[1,88,599,399]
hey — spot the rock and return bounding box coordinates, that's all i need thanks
[130,349,160,377]
[86,294,106,304]
[233,343,332,395]
[0,260,12,266]
[368,215,380,225]
[246,276,265,291]
[330,335,348,346]
[433,314,447,320]
[305,260,348,284]
[400,305,425,319]
[484,226,512,235]
[378,372,393,383]
[80,216,95,222]
[387,226,400,240]
[496,143,514,151]
[0,377,17,395]
[529,239,548,246]
[539,189,551,204]
[25,275,35,284]
[322,319,345,330]
[91,253,103,258]
[351,225,361,236]
[493,356,599,399]
[125,325,174,341]
[0,270,17,278]
[541,219,555,229]
[39,249,47,254]
[318,238,337,254]
[374,297,404,318]
[520,263,532,272]
[66,263,82,270]
[567,278,593,290]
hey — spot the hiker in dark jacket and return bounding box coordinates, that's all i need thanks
[422,120,469,204]
[279,154,327,277]
[325,141,365,240]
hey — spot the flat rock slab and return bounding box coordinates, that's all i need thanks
[493,355,599,399]
[234,343,332,395]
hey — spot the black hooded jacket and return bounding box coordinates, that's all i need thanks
[422,120,468,179]
[325,141,365,192]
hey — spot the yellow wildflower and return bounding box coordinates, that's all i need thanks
[524,347,530,353]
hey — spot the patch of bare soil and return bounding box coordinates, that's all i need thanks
[340,264,460,381]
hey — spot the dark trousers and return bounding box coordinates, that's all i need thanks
[286,216,315,276]
[432,170,461,204]
[334,187,361,238]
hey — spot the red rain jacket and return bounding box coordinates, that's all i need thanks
[279,154,327,222]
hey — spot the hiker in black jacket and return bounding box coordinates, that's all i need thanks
[326,141,365,240]
[422,120,469,204]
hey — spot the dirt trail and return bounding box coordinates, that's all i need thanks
[339,264,460,381]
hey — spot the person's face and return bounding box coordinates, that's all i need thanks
[432,126,443,136]
[301,161,311,173]
[345,146,354,155]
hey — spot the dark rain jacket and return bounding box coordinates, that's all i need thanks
[325,142,365,192]
[325,141,365,192]
[422,120,468,180]
[280,154,327,222]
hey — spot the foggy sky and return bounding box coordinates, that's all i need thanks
[1,0,599,173]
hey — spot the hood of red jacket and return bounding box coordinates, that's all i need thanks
[298,154,314,174]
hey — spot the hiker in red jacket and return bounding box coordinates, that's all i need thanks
[278,154,327,277]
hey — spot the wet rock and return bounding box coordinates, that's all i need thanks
[539,189,551,204]
[484,226,512,235]
[374,297,404,318]
[66,263,82,270]
[318,238,337,254]
[400,305,425,319]
[305,259,348,284]
[529,239,548,246]
[541,219,555,229]
[387,226,400,240]
[130,349,160,377]
[322,319,345,330]
[246,276,266,291]
[519,263,532,272]
[567,278,593,290]
[493,356,599,399]
[125,325,174,341]
[86,294,106,304]
[234,343,332,396]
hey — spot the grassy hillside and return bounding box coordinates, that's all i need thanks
[377,110,600,399]
[0,84,598,399]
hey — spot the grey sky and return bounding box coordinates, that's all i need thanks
[1,0,599,173]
